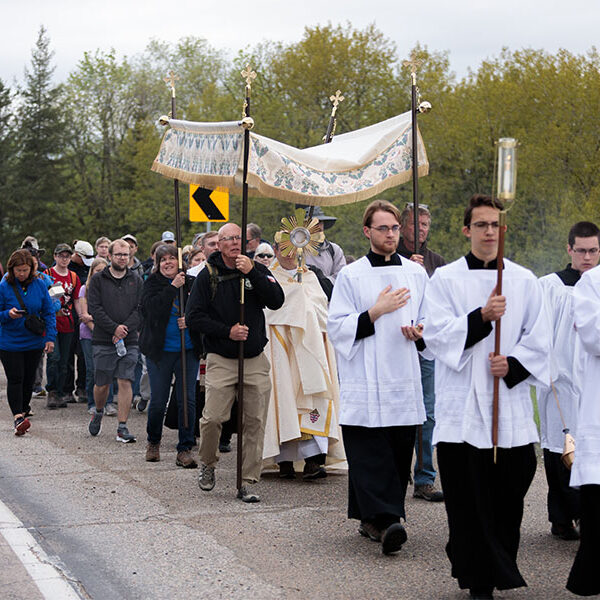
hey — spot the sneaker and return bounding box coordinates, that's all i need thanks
[136,396,148,412]
[46,391,60,410]
[413,484,444,502]
[14,417,31,436]
[237,485,260,503]
[104,403,117,416]
[358,521,382,542]
[381,522,407,555]
[88,411,103,436]
[23,407,34,418]
[278,461,296,479]
[198,464,216,491]
[33,388,46,398]
[87,407,96,415]
[75,388,87,402]
[116,426,136,443]
[145,442,160,462]
[176,450,198,469]
[303,459,327,480]
[551,522,580,541]
[219,441,232,453]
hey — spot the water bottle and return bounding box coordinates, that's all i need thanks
[115,339,126,357]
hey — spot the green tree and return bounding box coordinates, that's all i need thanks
[0,79,16,260]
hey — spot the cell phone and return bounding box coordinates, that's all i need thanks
[15,309,26,315]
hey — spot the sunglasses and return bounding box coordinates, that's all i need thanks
[256,253,273,259]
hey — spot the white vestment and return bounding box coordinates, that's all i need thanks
[571,265,600,486]
[327,255,428,427]
[262,265,344,463]
[423,257,551,449]
[536,273,580,453]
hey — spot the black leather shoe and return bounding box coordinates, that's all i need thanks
[381,522,407,555]
[551,522,580,540]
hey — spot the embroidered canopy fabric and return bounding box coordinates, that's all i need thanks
[151,111,428,206]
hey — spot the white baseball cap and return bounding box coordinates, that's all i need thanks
[74,240,95,267]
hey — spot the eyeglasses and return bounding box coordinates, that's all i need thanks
[370,225,400,234]
[572,248,600,256]
[219,235,242,242]
[470,221,500,230]
[112,253,130,258]
[256,253,273,259]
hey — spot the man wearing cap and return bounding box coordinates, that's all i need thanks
[162,231,176,245]
[303,207,346,282]
[21,236,48,271]
[45,244,83,409]
[122,234,144,279]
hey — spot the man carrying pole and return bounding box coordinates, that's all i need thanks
[422,194,550,599]
[186,223,284,502]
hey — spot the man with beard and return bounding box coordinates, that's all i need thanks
[87,239,143,443]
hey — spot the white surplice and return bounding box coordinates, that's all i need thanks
[327,255,428,427]
[536,273,580,453]
[262,265,344,463]
[423,257,551,449]
[571,265,600,486]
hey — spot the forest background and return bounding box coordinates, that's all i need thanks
[1,23,599,275]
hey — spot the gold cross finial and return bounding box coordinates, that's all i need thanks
[164,70,179,97]
[330,90,344,108]
[241,64,256,90]
[403,52,423,75]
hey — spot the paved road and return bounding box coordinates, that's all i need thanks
[0,382,581,599]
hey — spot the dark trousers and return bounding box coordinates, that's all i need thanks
[567,484,600,596]
[543,448,580,525]
[0,348,44,415]
[342,424,416,529]
[437,442,536,592]
[46,331,74,395]
[146,352,198,452]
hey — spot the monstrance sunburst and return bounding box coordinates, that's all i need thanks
[274,207,324,281]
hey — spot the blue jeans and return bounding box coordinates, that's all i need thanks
[80,339,113,409]
[414,355,437,486]
[46,331,74,396]
[147,351,199,452]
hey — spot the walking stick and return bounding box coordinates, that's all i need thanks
[492,138,518,463]
[164,71,188,430]
[236,65,256,492]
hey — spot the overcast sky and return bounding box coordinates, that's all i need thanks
[3,0,598,87]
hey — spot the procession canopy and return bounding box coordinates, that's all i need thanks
[151,111,429,206]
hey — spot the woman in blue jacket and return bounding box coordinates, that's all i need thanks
[0,250,56,435]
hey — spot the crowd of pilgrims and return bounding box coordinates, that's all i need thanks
[1,196,600,599]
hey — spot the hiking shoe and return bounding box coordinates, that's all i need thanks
[413,484,444,502]
[358,521,382,542]
[237,486,260,503]
[104,403,117,416]
[198,464,216,491]
[278,461,296,479]
[176,450,198,469]
[116,426,136,443]
[381,522,407,555]
[137,396,148,412]
[46,391,60,409]
[551,522,580,541]
[145,442,160,462]
[88,411,103,436]
[23,407,34,418]
[33,388,46,398]
[14,417,31,436]
[62,393,77,404]
[303,460,327,480]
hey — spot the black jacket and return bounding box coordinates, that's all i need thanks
[87,266,143,346]
[139,271,202,363]
[185,251,284,358]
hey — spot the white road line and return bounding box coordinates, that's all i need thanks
[0,498,81,600]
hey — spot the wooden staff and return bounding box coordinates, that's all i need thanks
[236,65,256,492]
[164,70,188,429]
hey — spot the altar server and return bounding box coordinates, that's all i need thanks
[536,221,600,541]
[327,200,427,555]
[423,194,550,599]
[566,264,600,596]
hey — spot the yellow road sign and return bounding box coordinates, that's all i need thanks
[189,186,229,222]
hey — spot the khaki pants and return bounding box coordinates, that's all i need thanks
[199,352,271,484]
